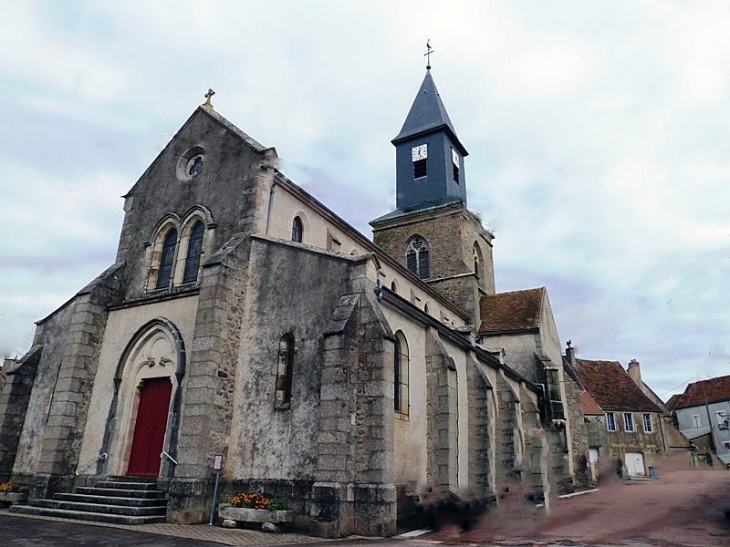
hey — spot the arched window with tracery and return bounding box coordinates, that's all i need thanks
[276,333,295,409]
[183,220,205,284]
[394,331,409,415]
[292,216,303,243]
[473,242,485,289]
[406,236,429,279]
[156,228,178,289]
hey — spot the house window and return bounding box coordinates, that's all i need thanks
[156,228,178,289]
[692,414,702,428]
[606,412,616,431]
[182,221,205,283]
[642,413,653,433]
[275,333,295,409]
[624,413,635,432]
[292,216,303,243]
[406,236,430,279]
[394,331,409,415]
[716,411,728,428]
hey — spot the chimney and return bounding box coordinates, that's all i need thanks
[628,359,642,385]
[565,340,575,365]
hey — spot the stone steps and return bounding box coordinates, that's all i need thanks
[9,476,167,525]
[9,505,166,525]
[55,493,164,507]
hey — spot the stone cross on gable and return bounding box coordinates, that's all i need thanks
[203,88,216,108]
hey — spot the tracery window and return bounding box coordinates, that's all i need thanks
[156,228,178,289]
[394,331,409,415]
[406,236,430,279]
[183,220,205,284]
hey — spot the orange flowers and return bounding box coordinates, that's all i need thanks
[227,492,274,510]
[0,482,29,494]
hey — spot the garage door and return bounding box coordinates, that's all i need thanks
[625,452,645,477]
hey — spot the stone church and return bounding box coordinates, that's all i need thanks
[0,70,588,536]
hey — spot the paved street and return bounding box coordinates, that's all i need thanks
[0,512,325,547]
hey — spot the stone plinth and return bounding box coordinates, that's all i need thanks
[218,506,293,524]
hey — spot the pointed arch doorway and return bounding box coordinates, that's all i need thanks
[100,318,186,479]
[127,377,173,476]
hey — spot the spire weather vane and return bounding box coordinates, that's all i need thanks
[424,40,434,70]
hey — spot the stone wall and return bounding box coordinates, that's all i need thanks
[372,203,494,324]
[466,356,494,498]
[0,353,39,481]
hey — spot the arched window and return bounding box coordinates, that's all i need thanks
[394,331,409,415]
[390,280,398,293]
[183,221,205,284]
[292,216,303,243]
[156,228,178,289]
[276,333,295,409]
[406,236,430,279]
[473,243,485,289]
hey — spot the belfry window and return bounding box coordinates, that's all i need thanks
[394,331,409,415]
[276,333,295,409]
[452,148,460,183]
[412,144,428,178]
[406,236,430,279]
[292,216,303,243]
[156,229,178,289]
[183,221,205,284]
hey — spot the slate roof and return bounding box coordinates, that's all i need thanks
[392,70,467,155]
[672,375,730,409]
[573,359,662,413]
[478,288,544,334]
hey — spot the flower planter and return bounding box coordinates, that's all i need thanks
[0,492,28,507]
[219,506,293,524]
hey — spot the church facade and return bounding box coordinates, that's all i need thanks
[0,72,588,536]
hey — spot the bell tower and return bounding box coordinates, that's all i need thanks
[371,67,495,326]
[391,69,468,212]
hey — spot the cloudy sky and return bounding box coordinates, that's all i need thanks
[1,0,729,399]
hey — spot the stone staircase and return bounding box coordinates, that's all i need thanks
[9,476,167,525]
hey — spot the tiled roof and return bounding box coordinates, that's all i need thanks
[672,375,730,409]
[665,393,682,411]
[573,359,662,413]
[478,288,544,334]
[581,391,604,415]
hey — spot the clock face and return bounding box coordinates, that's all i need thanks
[411,144,428,161]
[452,148,459,167]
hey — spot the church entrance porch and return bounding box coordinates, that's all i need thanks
[127,377,172,477]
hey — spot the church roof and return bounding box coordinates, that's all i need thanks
[671,375,730,409]
[478,288,544,334]
[573,359,662,413]
[581,390,604,415]
[392,70,467,155]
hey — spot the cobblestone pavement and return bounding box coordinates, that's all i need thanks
[0,510,325,546]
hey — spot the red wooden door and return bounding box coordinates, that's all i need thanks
[127,377,172,477]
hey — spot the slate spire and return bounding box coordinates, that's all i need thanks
[392,70,467,156]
